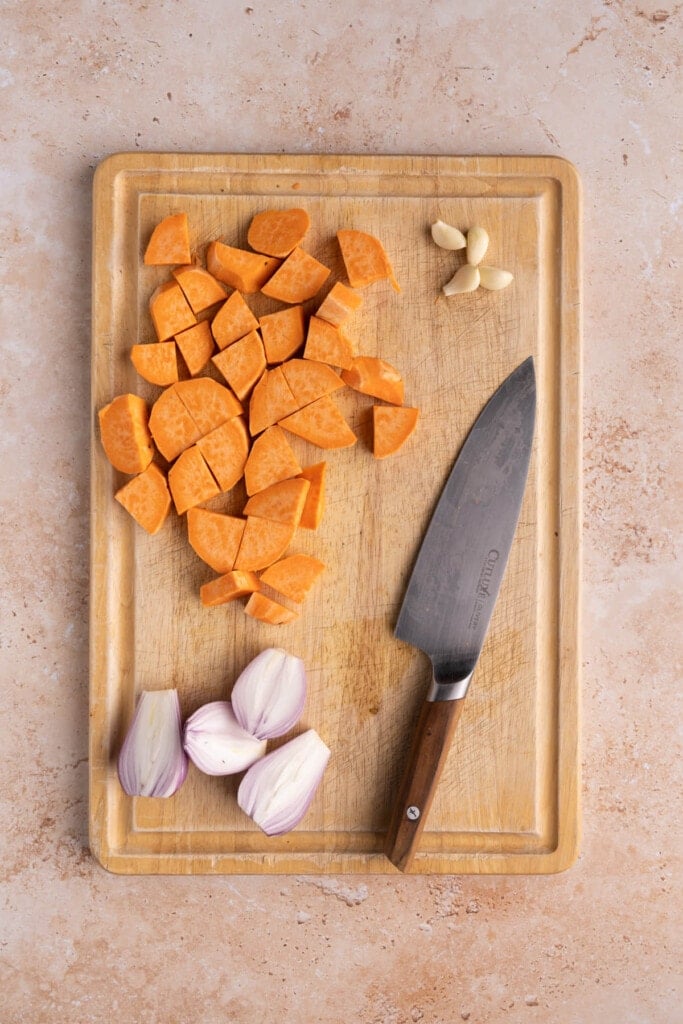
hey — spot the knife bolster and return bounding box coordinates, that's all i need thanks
[427,669,474,702]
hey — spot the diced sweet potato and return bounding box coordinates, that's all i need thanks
[212,330,266,401]
[341,356,404,405]
[200,570,261,607]
[143,213,191,266]
[98,394,154,474]
[206,241,281,293]
[249,366,299,436]
[196,416,249,492]
[281,357,344,408]
[337,229,400,292]
[244,591,299,625]
[211,291,259,350]
[167,445,220,515]
[234,517,295,571]
[279,395,357,450]
[242,478,310,527]
[187,508,246,574]
[149,281,197,341]
[259,306,305,363]
[149,386,203,462]
[303,316,354,370]
[114,463,171,535]
[260,554,325,603]
[247,208,311,258]
[130,342,179,387]
[174,321,215,376]
[175,378,243,435]
[244,425,303,496]
[172,264,227,313]
[261,247,331,303]
[373,405,419,459]
[316,282,363,327]
[298,462,326,530]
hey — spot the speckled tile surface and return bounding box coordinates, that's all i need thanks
[1,2,681,1021]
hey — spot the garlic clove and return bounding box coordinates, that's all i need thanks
[238,729,331,835]
[478,265,514,291]
[231,647,307,740]
[183,701,267,776]
[466,226,489,266]
[443,264,480,296]
[117,689,188,798]
[431,220,467,250]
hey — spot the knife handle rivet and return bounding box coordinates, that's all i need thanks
[406,805,421,821]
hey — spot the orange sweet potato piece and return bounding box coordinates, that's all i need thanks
[172,264,227,313]
[337,229,400,292]
[211,291,259,350]
[244,591,299,625]
[200,570,261,608]
[281,357,344,408]
[212,330,266,401]
[206,241,281,293]
[242,478,310,527]
[167,445,220,515]
[234,517,295,572]
[143,213,191,266]
[174,321,215,376]
[316,282,363,327]
[130,342,179,387]
[261,247,331,303]
[341,356,404,405]
[249,366,299,436]
[115,462,171,535]
[244,425,302,496]
[279,395,357,450]
[298,462,326,530]
[149,281,197,341]
[303,316,354,370]
[260,554,325,603]
[175,378,243,435]
[98,394,154,474]
[259,306,305,363]
[247,208,311,258]
[373,406,419,459]
[187,508,246,574]
[149,386,203,462]
[196,416,250,492]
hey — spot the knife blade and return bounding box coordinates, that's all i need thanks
[384,356,536,871]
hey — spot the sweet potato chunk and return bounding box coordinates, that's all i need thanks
[260,554,325,603]
[187,508,246,574]
[303,316,354,370]
[143,213,191,266]
[244,425,303,496]
[337,229,400,292]
[341,356,404,405]
[172,264,227,313]
[373,406,419,459]
[316,282,363,327]
[243,478,310,527]
[130,342,179,387]
[247,208,311,258]
[149,281,197,341]
[149,386,203,462]
[279,395,357,450]
[261,247,331,303]
[259,306,305,363]
[206,241,281,293]
[244,592,299,625]
[234,517,295,572]
[98,394,154,474]
[174,321,215,376]
[175,378,242,435]
[249,366,299,436]
[196,416,249,492]
[200,570,261,607]
[281,357,344,408]
[212,330,266,401]
[298,462,326,530]
[115,463,171,535]
[168,445,220,515]
[211,291,259,350]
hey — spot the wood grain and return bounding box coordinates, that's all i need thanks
[90,153,581,874]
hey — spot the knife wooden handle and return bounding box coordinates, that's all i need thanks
[384,697,465,872]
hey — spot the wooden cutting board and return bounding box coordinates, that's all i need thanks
[90,153,581,874]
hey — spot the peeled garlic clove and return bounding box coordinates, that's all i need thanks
[117,689,188,798]
[466,226,489,266]
[183,701,267,776]
[431,220,467,250]
[478,265,514,291]
[231,647,307,740]
[443,264,480,296]
[238,729,331,835]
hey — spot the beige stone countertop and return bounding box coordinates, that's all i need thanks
[1,2,681,1022]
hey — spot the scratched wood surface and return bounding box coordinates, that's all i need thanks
[90,153,581,874]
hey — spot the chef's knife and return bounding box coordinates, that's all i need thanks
[384,356,536,872]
